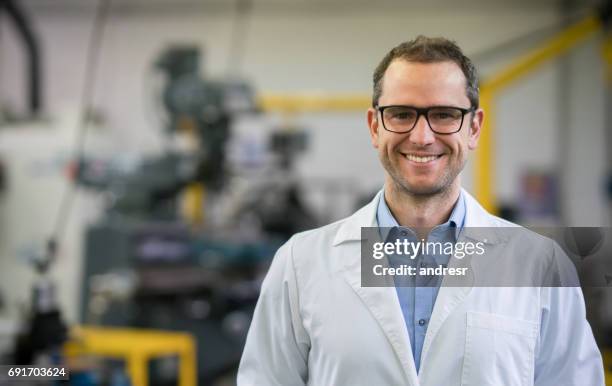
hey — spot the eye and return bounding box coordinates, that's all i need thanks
[393,112,413,120]
[430,109,461,120]
[387,109,416,121]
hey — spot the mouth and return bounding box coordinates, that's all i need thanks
[401,153,444,164]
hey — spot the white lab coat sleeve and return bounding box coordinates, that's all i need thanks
[534,243,604,386]
[237,238,310,386]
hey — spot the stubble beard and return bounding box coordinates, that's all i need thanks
[382,153,465,199]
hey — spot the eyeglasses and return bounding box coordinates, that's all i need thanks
[377,105,475,134]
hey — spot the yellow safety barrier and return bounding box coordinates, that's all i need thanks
[603,32,612,82]
[258,94,370,113]
[64,326,197,386]
[603,349,612,385]
[256,13,605,214]
[182,182,205,228]
[477,14,602,213]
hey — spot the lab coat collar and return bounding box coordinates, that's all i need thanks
[332,188,506,246]
[332,187,508,385]
[332,190,381,246]
[333,190,417,384]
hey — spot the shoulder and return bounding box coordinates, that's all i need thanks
[259,215,354,296]
[477,210,558,259]
[285,192,379,252]
[463,190,575,281]
[289,218,346,249]
[475,211,578,286]
[278,216,352,274]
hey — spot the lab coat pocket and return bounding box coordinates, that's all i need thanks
[461,311,538,386]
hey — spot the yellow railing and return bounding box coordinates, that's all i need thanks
[603,349,612,385]
[65,326,197,386]
[259,94,370,113]
[476,14,602,213]
[255,13,604,213]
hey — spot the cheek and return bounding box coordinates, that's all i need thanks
[381,142,395,161]
[456,143,468,158]
[378,135,396,153]
[450,135,471,155]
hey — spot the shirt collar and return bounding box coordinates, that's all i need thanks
[376,189,466,241]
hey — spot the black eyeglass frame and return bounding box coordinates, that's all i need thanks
[376,105,476,135]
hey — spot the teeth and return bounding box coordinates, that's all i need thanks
[406,154,439,163]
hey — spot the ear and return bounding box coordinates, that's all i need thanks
[467,108,484,150]
[367,107,380,148]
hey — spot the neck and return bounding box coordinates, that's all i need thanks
[384,177,461,233]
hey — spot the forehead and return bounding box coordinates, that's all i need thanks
[379,59,469,107]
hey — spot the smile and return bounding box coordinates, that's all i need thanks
[404,154,443,163]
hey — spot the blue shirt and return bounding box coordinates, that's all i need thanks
[376,191,466,372]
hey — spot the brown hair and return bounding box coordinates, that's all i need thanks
[372,36,479,108]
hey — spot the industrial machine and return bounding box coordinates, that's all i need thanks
[76,46,316,384]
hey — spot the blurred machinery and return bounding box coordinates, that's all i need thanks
[0,0,43,119]
[0,0,69,373]
[75,46,316,384]
[3,0,607,383]
[12,239,68,372]
[78,46,243,217]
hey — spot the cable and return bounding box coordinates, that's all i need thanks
[45,0,112,271]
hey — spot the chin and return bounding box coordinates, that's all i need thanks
[393,172,458,196]
[394,179,444,196]
[404,185,446,196]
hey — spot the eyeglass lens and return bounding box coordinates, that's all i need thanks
[382,106,465,133]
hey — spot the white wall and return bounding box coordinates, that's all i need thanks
[0,1,609,322]
[0,118,108,325]
[562,38,608,226]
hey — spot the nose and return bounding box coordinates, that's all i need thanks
[408,115,435,146]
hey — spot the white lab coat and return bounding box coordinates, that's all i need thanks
[238,190,604,386]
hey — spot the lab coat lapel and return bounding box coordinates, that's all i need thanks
[333,191,420,386]
[419,190,500,370]
[419,252,473,372]
[341,251,419,385]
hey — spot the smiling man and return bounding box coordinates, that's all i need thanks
[369,57,481,235]
[237,37,604,386]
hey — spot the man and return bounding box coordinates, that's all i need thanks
[237,37,604,385]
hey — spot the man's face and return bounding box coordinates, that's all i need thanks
[367,60,483,196]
